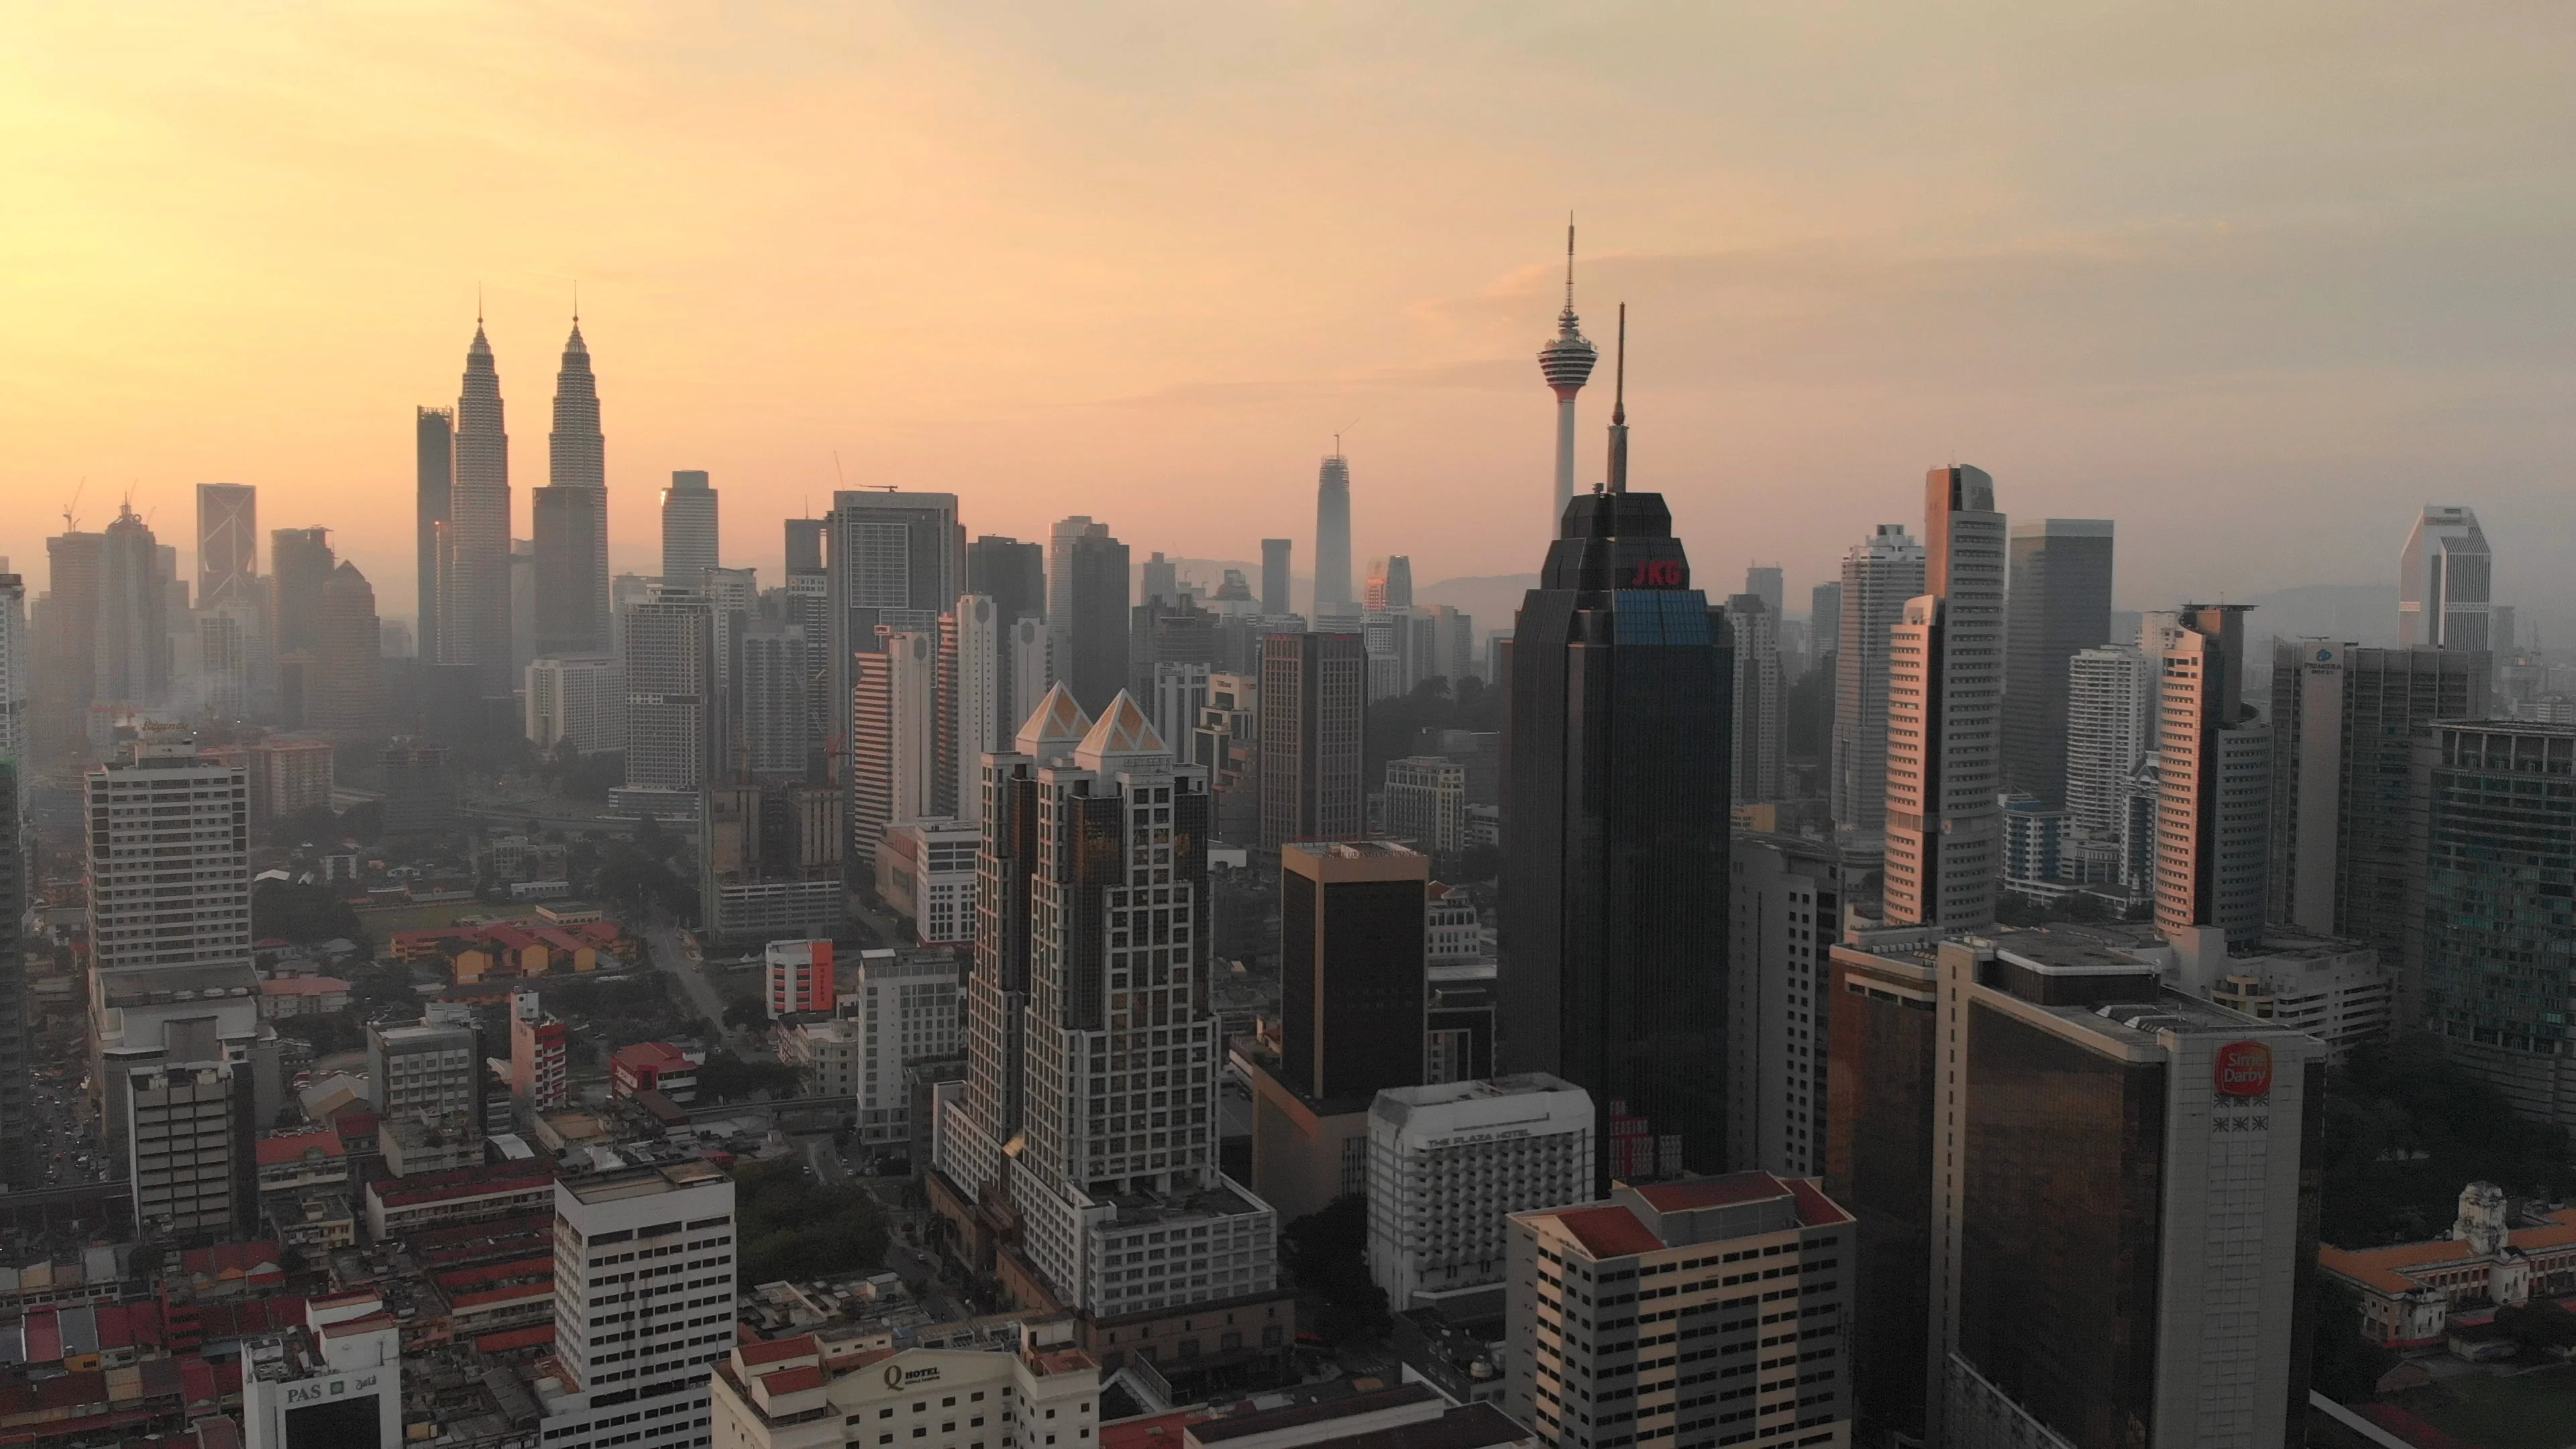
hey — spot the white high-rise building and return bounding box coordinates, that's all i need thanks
[1008,615,1051,733]
[851,626,939,869]
[738,626,810,779]
[843,949,961,1144]
[2157,605,2270,949]
[660,470,719,585]
[87,735,251,975]
[1883,466,2005,930]
[1147,661,1211,767]
[525,653,626,755]
[241,1293,402,1449]
[1366,1075,1592,1316]
[953,595,1002,826]
[1831,523,1926,831]
[2066,645,2153,843]
[2399,504,2492,651]
[531,1160,737,1449]
[622,587,715,794]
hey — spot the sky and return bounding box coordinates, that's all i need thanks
[4,2,2573,635]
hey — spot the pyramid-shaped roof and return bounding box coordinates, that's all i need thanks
[1075,691,1168,769]
[1014,682,1093,757]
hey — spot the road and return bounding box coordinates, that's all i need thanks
[649,924,762,1055]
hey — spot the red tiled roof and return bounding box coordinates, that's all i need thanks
[1550,1205,1664,1259]
[757,1364,828,1395]
[1102,1410,1210,1449]
[449,1282,551,1311]
[1788,1179,1855,1228]
[1627,1173,1790,1213]
[739,1335,818,1366]
[255,1132,345,1165]
[435,1255,555,1291]
[368,1164,554,1209]
[261,977,352,996]
[612,1042,692,1071]
[475,1324,555,1353]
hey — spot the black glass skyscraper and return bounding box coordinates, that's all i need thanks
[1501,325,1733,1186]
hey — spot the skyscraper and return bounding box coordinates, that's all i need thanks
[1726,592,1783,804]
[268,526,333,662]
[848,625,937,869]
[784,515,825,572]
[2399,504,2491,650]
[1140,551,1179,606]
[1883,465,2006,931]
[87,734,252,975]
[444,321,514,697]
[2001,519,2114,808]
[95,505,169,708]
[1280,840,1429,1103]
[530,1162,737,1449]
[1744,563,1784,620]
[0,753,28,1189]
[661,470,718,584]
[194,484,258,609]
[533,320,611,656]
[2270,642,2488,948]
[1535,223,1598,534]
[1502,329,1733,1184]
[967,535,1047,737]
[1256,631,1364,850]
[621,586,716,797]
[2155,604,2269,948]
[825,490,962,769]
[1830,525,1924,831]
[415,407,453,665]
[1313,453,1354,614]
[951,595,1002,823]
[316,561,386,739]
[0,574,26,766]
[2065,644,2154,848]
[1260,537,1293,616]
[1047,517,1130,714]
[1364,556,1413,611]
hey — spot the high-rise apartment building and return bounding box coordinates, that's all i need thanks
[1315,453,1354,613]
[525,653,626,755]
[1727,833,1874,1181]
[1827,934,2322,1449]
[849,627,938,869]
[531,320,612,657]
[1256,631,1364,850]
[934,690,1282,1324]
[967,535,1048,734]
[443,321,515,698]
[1505,1172,1856,1449]
[1725,592,1782,805]
[737,625,809,778]
[950,598,1004,821]
[1048,517,1130,715]
[1502,387,1732,1185]
[2410,721,2576,1129]
[1281,841,1428,1104]
[315,562,386,739]
[529,1161,737,1449]
[1829,525,1924,832]
[2000,519,2114,808]
[1260,538,1293,616]
[195,483,258,610]
[38,531,103,751]
[661,470,718,584]
[2155,604,2269,948]
[87,735,251,975]
[415,407,453,665]
[622,587,716,796]
[1366,1075,1593,1318]
[2065,645,2153,845]
[825,490,962,768]
[2399,504,2492,651]
[96,505,170,708]
[2271,642,2488,949]
[1883,467,2006,931]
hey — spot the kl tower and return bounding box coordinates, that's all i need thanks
[1537,221,1599,535]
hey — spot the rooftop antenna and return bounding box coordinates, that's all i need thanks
[832,452,847,489]
[477,282,484,327]
[1564,213,1576,311]
[572,278,579,325]
[1604,304,1629,494]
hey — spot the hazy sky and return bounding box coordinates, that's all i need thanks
[5,3,2572,631]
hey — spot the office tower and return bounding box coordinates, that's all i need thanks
[937,689,1282,1324]
[2065,646,2153,841]
[661,469,718,584]
[703,564,756,699]
[849,627,936,869]
[1536,223,1599,533]
[1260,538,1293,616]
[1366,1075,1593,1317]
[1505,1173,1856,1448]
[622,586,716,795]
[1501,348,1732,1185]
[87,735,251,973]
[737,625,810,777]
[195,483,257,608]
[95,504,170,708]
[367,1020,480,1118]
[1313,453,1357,619]
[967,534,1046,627]
[1281,841,1429,1102]
[1196,672,1261,845]
[2399,504,2492,650]
[524,653,626,755]
[1744,563,1784,621]
[2270,642,2488,947]
[39,531,103,750]
[1130,597,1216,697]
[1257,631,1364,849]
[2155,604,2269,948]
[0,575,25,765]
[2412,722,2576,1127]
[531,1161,737,1449]
[1809,582,1842,663]
[1727,833,1874,1181]
[415,407,453,664]
[1725,592,1782,804]
[0,759,25,1189]
[2001,519,2114,808]
[784,515,826,575]
[828,490,963,769]
[529,320,611,658]
[443,320,514,696]
[1384,756,1466,853]
[1827,934,2322,1448]
[1883,466,2006,931]
[267,525,333,663]
[1140,550,1179,606]
[1365,555,1413,611]
[1829,525,1924,831]
[1048,517,1130,714]
[315,561,387,739]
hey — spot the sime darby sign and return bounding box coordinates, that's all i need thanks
[2213,1041,2273,1097]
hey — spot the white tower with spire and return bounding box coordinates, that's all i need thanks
[1538,221,1600,535]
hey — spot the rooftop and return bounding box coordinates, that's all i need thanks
[1192,1385,1441,1444]
[100,965,261,1007]
[561,1158,729,1204]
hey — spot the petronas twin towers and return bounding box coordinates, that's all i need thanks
[421,313,612,699]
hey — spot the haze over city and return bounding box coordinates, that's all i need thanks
[7,3,2575,629]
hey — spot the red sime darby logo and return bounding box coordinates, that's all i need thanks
[1631,559,1684,587]
[2214,1041,2273,1097]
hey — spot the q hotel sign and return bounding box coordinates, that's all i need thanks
[2214,1041,2273,1098]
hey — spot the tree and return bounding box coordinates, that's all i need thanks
[252,881,364,945]
[724,998,771,1032]
[2310,1276,2397,1401]
[1282,1193,1390,1344]
[2320,1036,2576,1246]
[696,1051,803,1102]
[733,1158,890,1284]
[2496,1299,2576,1355]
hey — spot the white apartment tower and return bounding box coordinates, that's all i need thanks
[1831,524,1926,832]
[851,626,939,869]
[526,653,627,755]
[1882,466,2005,930]
[1366,1075,1593,1316]
[623,587,716,793]
[953,595,1003,826]
[533,1160,738,1449]
[86,736,252,975]
[2065,645,2153,843]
